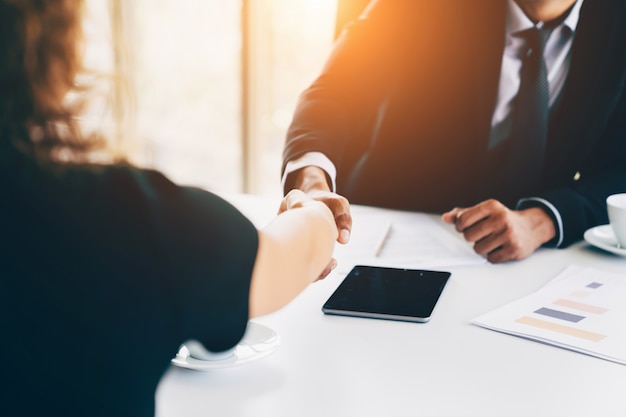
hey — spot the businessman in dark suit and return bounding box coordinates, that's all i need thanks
[282,0,626,263]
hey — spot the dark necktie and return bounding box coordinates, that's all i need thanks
[505,27,552,189]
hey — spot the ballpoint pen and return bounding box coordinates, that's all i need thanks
[373,221,392,257]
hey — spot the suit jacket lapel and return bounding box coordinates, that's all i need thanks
[546,0,626,178]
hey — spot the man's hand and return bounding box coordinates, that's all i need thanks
[282,166,352,244]
[278,189,339,281]
[300,188,352,244]
[442,199,556,263]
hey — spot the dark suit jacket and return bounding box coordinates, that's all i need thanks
[283,0,626,247]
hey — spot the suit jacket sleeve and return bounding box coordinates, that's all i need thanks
[282,0,416,179]
[533,0,626,247]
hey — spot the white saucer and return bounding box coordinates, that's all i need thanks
[171,321,280,371]
[583,225,626,257]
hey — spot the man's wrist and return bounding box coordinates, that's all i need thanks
[516,197,564,247]
[291,166,332,194]
[282,152,337,194]
[524,207,557,246]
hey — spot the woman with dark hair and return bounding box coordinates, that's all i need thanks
[0,1,342,416]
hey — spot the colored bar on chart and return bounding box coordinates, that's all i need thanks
[534,307,585,323]
[570,290,590,298]
[553,298,608,315]
[515,316,607,342]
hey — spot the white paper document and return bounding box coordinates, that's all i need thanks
[472,265,626,365]
[333,205,485,272]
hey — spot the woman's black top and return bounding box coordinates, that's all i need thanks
[0,155,258,417]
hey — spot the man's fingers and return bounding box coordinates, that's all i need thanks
[442,207,462,224]
[472,229,507,255]
[283,189,352,244]
[316,194,352,244]
[334,212,352,243]
[317,258,338,281]
[455,199,503,232]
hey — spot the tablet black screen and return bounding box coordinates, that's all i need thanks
[322,265,450,323]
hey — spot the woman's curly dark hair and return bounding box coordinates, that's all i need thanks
[0,0,101,162]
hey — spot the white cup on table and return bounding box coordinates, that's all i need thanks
[607,193,626,248]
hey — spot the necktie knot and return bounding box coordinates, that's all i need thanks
[518,27,551,60]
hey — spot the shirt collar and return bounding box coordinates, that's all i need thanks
[506,0,583,34]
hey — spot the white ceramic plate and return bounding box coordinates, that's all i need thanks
[171,322,280,371]
[583,224,626,257]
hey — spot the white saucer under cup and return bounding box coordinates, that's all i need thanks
[171,321,280,371]
[607,193,626,248]
[584,225,626,257]
[184,340,236,361]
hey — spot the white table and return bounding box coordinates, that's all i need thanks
[156,193,626,417]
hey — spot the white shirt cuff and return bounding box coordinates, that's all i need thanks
[282,152,337,192]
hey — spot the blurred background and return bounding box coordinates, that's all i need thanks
[81,0,338,198]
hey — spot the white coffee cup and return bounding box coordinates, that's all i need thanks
[607,193,626,248]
